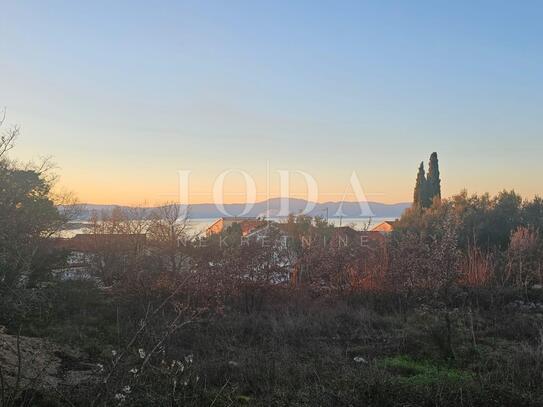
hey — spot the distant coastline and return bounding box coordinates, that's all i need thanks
[60,198,410,221]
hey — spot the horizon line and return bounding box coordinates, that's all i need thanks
[69,198,412,208]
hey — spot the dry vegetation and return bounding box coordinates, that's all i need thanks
[2,197,543,406]
[2,120,543,405]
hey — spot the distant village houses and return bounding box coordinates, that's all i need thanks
[51,217,396,283]
[370,220,397,233]
[205,217,265,237]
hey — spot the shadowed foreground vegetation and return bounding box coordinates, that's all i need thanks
[3,280,543,406]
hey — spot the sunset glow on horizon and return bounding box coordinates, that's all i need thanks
[1,1,542,205]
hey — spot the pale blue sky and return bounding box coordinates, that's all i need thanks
[1,1,542,204]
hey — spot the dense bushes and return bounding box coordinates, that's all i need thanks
[394,190,543,291]
[0,116,74,290]
[398,190,543,250]
[0,163,66,287]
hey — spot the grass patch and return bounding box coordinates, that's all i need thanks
[380,355,474,387]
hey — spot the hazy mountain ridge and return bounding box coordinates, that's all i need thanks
[62,198,410,220]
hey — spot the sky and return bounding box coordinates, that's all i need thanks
[1,1,542,205]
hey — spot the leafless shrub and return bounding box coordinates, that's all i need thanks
[388,213,461,299]
[147,203,191,274]
[461,244,494,287]
[0,108,19,160]
[506,227,542,288]
[90,278,201,405]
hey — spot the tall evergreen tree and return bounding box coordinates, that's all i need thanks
[413,162,427,208]
[427,152,441,203]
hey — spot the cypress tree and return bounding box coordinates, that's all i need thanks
[413,162,427,208]
[427,152,441,204]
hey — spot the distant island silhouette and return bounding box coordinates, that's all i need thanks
[62,198,410,220]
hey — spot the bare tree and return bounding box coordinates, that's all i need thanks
[0,108,19,159]
[83,206,151,285]
[506,227,541,289]
[147,203,190,274]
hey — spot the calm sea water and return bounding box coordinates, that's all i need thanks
[59,217,394,238]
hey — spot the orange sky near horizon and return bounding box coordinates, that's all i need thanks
[55,161,543,207]
[58,169,401,206]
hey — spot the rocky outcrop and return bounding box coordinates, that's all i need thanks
[0,329,96,392]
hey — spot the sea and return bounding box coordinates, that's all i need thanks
[58,217,395,239]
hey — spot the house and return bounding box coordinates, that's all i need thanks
[370,220,398,233]
[205,217,264,237]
